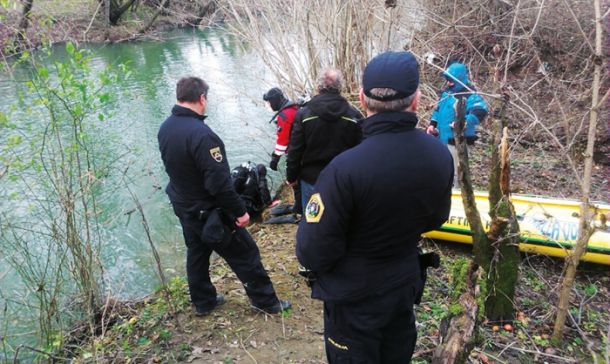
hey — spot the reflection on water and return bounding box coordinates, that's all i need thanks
[0,27,279,347]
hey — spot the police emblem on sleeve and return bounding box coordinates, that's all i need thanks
[209,147,223,163]
[305,193,324,223]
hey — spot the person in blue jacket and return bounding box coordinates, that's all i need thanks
[427,62,488,186]
[296,52,453,363]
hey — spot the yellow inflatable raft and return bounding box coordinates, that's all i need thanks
[423,191,610,265]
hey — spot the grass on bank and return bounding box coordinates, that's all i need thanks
[63,235,610,363]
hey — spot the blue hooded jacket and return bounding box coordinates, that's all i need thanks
[431,63,488,145]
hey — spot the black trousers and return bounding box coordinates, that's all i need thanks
[292,182,302,214]
[323,278,422,364]
[176,213,278,310]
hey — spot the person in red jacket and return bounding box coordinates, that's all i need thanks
[263,88,299,170]
[263,87,302,216]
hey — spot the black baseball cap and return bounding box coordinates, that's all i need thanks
[362,51,419,101]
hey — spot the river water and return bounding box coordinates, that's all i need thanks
[0,27,281,349]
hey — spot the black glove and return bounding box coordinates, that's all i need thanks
[419,252,440,269]
[415,252,440,305]
[298,267,317,288]
[269,153,281,171]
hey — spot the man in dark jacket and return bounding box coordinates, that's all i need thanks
[158,76,290,316]
[296,52,453,363]
[286,68,363,211]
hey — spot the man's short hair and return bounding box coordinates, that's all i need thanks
[363,88,416,113]
[176,77,209,103]
[316,68,343,94]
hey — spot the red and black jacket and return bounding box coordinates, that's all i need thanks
[272,104,298,156]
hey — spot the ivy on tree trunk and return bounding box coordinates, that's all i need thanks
[454,94,520,323]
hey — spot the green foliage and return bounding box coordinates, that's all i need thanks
[1,41,128,361]
[583,283,597,296]
[450,257,470,301]
[496,200,510,218]
[477,276,487,320]
[524,270,546,292]
[533,334,550,346]
[281,308,293,318]
[41,332,63,356]
[449,302,464,316]
[165,276,190,309]
[0,111,8,127]
[88,276,191,362]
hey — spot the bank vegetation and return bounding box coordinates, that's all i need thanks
[0,0,608,362]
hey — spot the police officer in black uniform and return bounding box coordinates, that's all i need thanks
[158,76,290,316]
[296,52,453,363]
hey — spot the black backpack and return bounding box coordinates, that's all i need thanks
[231,162,272,217]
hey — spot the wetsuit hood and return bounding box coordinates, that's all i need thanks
[307,92,350,121]
[264,87,289,111]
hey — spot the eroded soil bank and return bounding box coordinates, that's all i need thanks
[67,186,609,364]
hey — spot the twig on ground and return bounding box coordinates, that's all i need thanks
[497,340,516,357]
[238,333,258,364]
[13,345,69,363]
[605,320,610,363]
[473,348,509,364]
[493,343,578,363]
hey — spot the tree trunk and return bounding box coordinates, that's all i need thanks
[196,0,218,24]
[161,0,170,16]
[13,0,34,50]
[139,0,170,33]
[18,0,34,32]
[432,262,481,364]
[487,94,509,219]
[104,0,111,26]
[454,93,519,323]
[552,0,603,342]
[305,10,318,89]
[453,99,487,269]
[109,0,138,26]
[484,127,520,321]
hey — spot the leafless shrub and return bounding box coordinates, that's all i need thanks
[220,0,422,98]
[412,0,607,155]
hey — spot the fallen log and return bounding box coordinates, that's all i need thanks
[432,262,481,364]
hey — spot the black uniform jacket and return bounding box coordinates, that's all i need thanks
[296,111,453,303]
[158,105,246,219]
[286,92,363,184]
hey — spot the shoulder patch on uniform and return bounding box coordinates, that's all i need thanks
[305,193,324,223]
[209,147,223,163]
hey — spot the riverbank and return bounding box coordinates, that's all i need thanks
[63,187,610,363]
[1,2,608,362]
[0,0,218,52]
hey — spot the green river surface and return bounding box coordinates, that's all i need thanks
[0,27,281,352]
